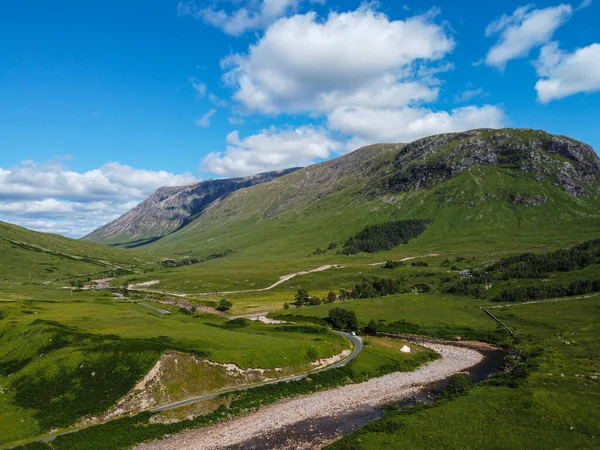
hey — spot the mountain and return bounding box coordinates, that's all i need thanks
[134,128,599,257]
[82,168,300,247]
[85,128,600,260]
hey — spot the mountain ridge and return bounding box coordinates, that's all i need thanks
[83,168,300,247]
[84,128,600,255]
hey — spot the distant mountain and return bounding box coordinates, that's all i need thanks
[83,168,300,247]
[88,128,600,257]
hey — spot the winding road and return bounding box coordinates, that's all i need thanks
[30,331,362,445]
[151,331,362,412]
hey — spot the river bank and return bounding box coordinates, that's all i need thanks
[136,342,487,450]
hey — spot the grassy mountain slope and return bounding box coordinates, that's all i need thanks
[147,128,600,255]
[0,221,158,283]
[83,168,300,247]
[108,129,600,293]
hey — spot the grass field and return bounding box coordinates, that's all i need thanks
[0,294,350,446]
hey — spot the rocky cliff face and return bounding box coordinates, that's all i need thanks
[387,129,600,196]
[83,168,300,246]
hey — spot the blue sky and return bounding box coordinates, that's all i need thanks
[1,0,599,236]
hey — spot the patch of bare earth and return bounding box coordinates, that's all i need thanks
[135,342,483,450]
[77,352,287,427]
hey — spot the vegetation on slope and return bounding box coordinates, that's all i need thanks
[0,296,349,445]
[341,220,432,254]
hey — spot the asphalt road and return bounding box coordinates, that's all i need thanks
[32,331,362,444]
[151,331,363,412]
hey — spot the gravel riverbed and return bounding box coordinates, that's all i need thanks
[136,342,483,450]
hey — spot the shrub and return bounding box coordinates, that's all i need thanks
[216,299,233,311]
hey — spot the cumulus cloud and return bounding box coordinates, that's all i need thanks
[0,161,196,237]
[222,6,454,114]
[485,4,572,69]
[206,5,507,172]
[178,0,307,36]
[196,109,218,127]
[202,126,343,176]
[535,42,600,102]
[328,105,507,149]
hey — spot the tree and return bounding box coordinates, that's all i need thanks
[327,308,358,330]
[308,297,322,306]
[283,302,290,309]
[326,291,337,303]
[363,319,378,334]
[216,298,233,311]
[295,288,310,306]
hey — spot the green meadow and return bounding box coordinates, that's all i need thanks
[0,293,349,446]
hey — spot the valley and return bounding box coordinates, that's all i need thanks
[1,128,599,449]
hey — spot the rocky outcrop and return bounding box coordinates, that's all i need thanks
[83,168,300,246]
[387,128,600,196]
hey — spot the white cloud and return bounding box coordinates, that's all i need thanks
[485,4,572,69]
[577,0,592,10]
[328,105,507,149]
[178,0,306,36]
[210,5,507,168]
[202,126,343,176]
[0,161,197,237]
[191,79,207,96]
[208,92,228,108]
[454,87,485,103]
[223,6,454,114]
[535,42,600,102]
[196,109,218,127]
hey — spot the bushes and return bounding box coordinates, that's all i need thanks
[383,260,405,269]
[327,308,358,330]
[352,277,404,299]
[216,298,232,311]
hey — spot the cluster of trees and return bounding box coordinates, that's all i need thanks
[341,220,432,255]
[160,258,200,268]
[313,243,338,256]
[351,277,403,298]
[291,288,338,307]
[493,278,600,302]
[487,239,600,279]
[326,308,358,330]
[441,271,493,297]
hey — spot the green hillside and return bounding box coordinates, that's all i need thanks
[106,128,600,294]
[0,221,159,283]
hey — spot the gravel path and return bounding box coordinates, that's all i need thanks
[136,342,483,450]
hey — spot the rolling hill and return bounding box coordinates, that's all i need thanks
[0,221,157,283]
